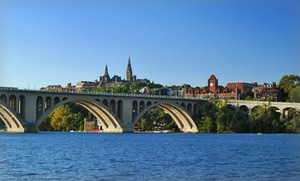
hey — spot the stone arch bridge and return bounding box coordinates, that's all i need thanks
[0,89,206,133]
[227,100,300,117]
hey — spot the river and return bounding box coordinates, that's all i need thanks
[0,133,300,180]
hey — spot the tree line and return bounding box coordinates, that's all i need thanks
[194,100,300,133]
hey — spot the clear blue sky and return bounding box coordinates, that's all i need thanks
[1,0,299,89]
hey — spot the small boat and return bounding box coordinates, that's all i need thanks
[152,130,162,133]
[87,129,103,133]
[257,132,262,135]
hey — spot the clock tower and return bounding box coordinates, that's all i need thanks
[208,74,218,93]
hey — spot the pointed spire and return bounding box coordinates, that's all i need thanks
[104,64,109,75]
[127,56,132,72]
[126,56,133,81]
[128,56,131,67]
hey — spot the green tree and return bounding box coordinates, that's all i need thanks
[285,108,300,133]
[39,114,54,131]
[289,86,300,102]
[136,107,178,132]
[199,116,215,133]
[245,90,254,100]
[196,102,217,133]
[278,75,300,101]
[40,103,87,131]
[80,88,88,92]
[250,104,282,133]
[279,75,300,93]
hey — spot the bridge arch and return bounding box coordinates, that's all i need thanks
[0,100,26,132]
[227,104,237,111]
[132,102,198,133]
[0,94,7,103]
[187,103,192,113]
[45,96,52,112]
[194,104,200,115]
[18,95,25,120]
[9,95,17,111]
[282,107,299,120]
[54,97,60,105]
[117,100,123,121]
[239,105,249,113]
[110,99,116,113]
[36,99,123,133]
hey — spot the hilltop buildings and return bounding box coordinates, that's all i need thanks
[41,57,150,92]
[97,57,149,88]
[40,57,280,101]
[185,74,280,101]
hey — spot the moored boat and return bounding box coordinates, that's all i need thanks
[87,129,103,133]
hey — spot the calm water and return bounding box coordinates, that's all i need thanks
[1,133,300,180]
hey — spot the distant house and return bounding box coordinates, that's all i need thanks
[41,85,63,92]
[76,80,98,91]
[254,82,279,101]
[139,87,151,94]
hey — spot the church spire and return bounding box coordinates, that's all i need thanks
[104,64,109,76]
[103,64,110,83]
[126,57,133,82]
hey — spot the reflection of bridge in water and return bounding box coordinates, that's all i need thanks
[0,88,299,133]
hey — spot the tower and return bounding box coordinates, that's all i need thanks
[100,64,110,84]
[126,57,133,82]
[208,74,218,93]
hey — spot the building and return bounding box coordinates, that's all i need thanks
[40,85,63,92]
[185,75,259,100]
[98,64,112,87]
[40,57,151,91]
[97,57,150,88]
[253,82,279,101]
[76,80,98,91]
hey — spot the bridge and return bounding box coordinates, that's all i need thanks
[0,88,206,133]
[227,100,300,117]
[1,88,299,133]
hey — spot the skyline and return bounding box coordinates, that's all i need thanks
[1,0,299,89]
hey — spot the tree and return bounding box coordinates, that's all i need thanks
[136,107,177,132]
[278,75,300,93]
[39,114,54,131]
[289,86,300,102]
[80,88,88,92]
[285,109,300,133]
[199,116,215,133]
[39,103,87,132]
[245,91,254,100]
[250,104,282,133]
[196,102,218,133]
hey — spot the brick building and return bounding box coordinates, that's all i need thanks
[185,75,262,100]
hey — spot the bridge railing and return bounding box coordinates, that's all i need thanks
[1,87,205,100]
[5,87,298,104]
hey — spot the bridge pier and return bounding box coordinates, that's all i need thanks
[121,123,135,133]
[24,124,39,133]
[5,124,38,133]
